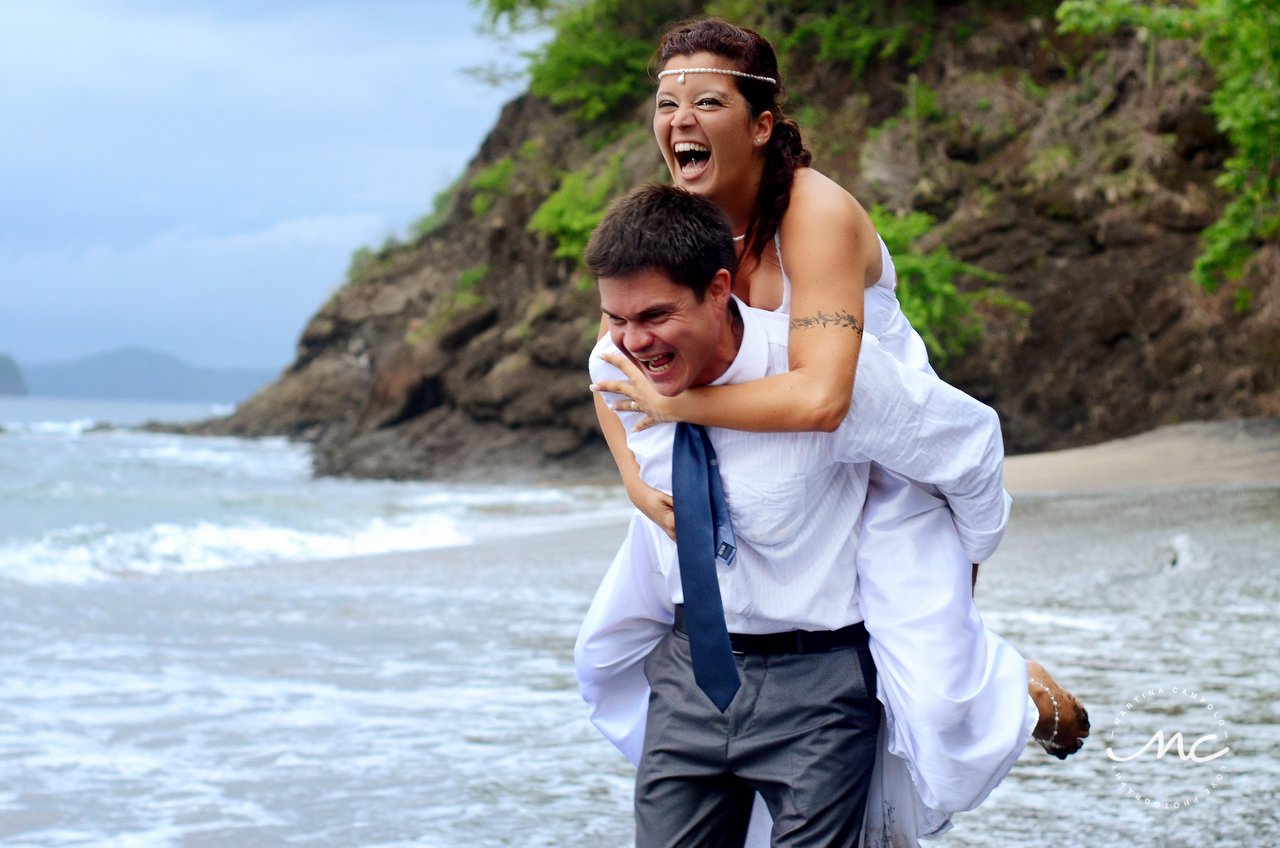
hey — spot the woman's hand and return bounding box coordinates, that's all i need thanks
[631,481,676,541]
[590,351,679,433]
[591,371,678,541]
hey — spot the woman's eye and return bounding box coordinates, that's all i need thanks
[696,98,722,108]
[656,99,676,110]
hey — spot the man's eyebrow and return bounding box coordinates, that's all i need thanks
[601,302,679,321]
[637,304,676,320]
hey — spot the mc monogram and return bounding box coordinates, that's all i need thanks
[1104,686,1232,811]
[1106,730,1230,763]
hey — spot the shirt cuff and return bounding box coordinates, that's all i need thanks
[952,490,1012,563]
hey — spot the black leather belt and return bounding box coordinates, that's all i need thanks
[673,604,869,655]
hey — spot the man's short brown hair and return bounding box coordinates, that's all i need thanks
[584,184,737,299]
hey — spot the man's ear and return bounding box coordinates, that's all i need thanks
[706,268,734,308]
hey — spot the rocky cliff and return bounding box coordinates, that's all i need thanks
[184,4,1280,480]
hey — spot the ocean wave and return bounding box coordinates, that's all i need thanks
[9,418,99,436]
[118,436,312,477]
[0,501,634,586]
[0,515,470,585]
[0,425,633,585]
[405,487,587,508]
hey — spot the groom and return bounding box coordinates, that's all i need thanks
[578,185,1010,848]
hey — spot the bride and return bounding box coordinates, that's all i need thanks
[579,17,1089,847]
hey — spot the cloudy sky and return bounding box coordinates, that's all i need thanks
[0,0,537,369]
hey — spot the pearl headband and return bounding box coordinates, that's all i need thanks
[657,67,777,85]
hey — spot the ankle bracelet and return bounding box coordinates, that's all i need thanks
[1030,679,1067,750]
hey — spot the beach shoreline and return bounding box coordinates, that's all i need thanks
[1003,418,1280,493]
[512,417,1280,494]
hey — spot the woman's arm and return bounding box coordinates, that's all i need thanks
[593,317,676,540]
[593,169,881,434]
[595,390,675,540]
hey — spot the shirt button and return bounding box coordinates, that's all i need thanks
[725,614,737,625]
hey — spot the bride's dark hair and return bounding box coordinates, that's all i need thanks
[656,18,812,264]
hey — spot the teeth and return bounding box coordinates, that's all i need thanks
[674,142,709,154]
[640,355,673,373]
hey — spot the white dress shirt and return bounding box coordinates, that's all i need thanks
[588,299,1010,634]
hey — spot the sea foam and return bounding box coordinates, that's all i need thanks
[0,424,630,585]
[0,514,469,584]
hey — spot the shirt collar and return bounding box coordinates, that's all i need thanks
[709,296,769,386]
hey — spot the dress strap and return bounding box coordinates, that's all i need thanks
[774,230,792,315]
[773,231,896,313]
[875,234,897,292]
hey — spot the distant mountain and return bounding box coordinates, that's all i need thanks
[22,348,277,403]
[0,354,26,395]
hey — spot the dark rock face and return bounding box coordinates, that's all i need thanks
[178,14,1279,477]
[939,203,1276,453]
[887,32,1280,452]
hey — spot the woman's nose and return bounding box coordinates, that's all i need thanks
[671,104,696,129]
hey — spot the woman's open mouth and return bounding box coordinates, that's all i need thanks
[638,352,675,374]
[673,141,710,180]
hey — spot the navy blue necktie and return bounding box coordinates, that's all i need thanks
[671,422,741,712]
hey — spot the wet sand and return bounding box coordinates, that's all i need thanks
[1004,418,1280,492]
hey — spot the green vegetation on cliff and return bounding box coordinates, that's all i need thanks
[413,178,462,238]
[528,154,625,266]
[1058,0,1280,294]
[870,206,1005,364]
[469,157,517,215]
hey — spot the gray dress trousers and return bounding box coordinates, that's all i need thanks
[635,628,880,848]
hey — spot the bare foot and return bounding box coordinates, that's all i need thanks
[1027,661,1090,759]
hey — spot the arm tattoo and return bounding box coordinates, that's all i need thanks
[789,310,864,335]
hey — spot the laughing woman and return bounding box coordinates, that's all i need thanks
[583,16,1088,845]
